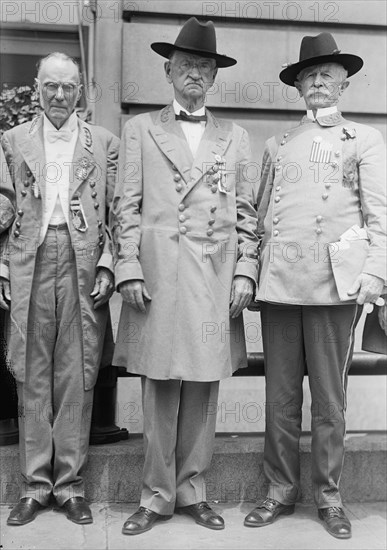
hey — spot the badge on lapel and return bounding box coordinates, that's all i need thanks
[310,136,333,163]
[75,157,93,182]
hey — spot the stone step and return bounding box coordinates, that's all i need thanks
[0,432,385,504]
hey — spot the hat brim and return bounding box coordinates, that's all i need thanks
[279,53,364,86]
[151,42,237,68]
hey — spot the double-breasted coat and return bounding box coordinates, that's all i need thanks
[0,115,119,390]
[256,112,387,304]
[111,105,258,381]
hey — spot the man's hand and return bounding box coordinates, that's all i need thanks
[90,268,114,309]
[347,273,385,310]
[230,275,254,319]
[0,277,11,311]
[119,280,151,313]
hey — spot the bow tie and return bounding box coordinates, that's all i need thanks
[175,111,207,123]
[46,129,73,143]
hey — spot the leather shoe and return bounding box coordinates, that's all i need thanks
[7,498,45,526]
[244,498,295,527]
[62,497,93,524]
[318,507,352,539]
[122,506,171,535]
[178,502,225,530]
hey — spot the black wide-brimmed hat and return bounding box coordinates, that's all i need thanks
[151,16,237,68]
[280,32,363,86]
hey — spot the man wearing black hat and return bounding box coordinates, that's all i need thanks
[244,33,386,539]
[111,17,258,535]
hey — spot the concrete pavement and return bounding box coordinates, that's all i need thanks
[1,501,386,550]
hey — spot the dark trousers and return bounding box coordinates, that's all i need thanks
[260,302,361,508]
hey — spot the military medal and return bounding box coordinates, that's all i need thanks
[70,196,88,232]
[310,136,333,163]
[31,181,41,199]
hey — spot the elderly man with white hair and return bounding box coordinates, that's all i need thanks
[244,33,386,539]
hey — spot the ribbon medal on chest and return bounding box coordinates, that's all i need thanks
[70,195,88,232]
[309,136,333,163]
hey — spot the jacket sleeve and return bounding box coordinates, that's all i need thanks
[358,128,387,283]
[233,127,259,284]
[0,135,16,280]
[97,132,120,273]
[109,118,144,289]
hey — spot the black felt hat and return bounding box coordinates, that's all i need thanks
[151,16,237,68]
[280,32,363,86]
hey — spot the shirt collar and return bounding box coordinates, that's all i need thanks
[173,99,206,117]
[43,111,78,134]
[306,106,338,121]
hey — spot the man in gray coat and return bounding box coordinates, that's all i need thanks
[244,33,386,539]
[0,52,119,526]
[111,17,258,535]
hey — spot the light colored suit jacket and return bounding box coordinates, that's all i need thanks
[0,114,119,389]
[256,112,386,305]
[111,104,258,381]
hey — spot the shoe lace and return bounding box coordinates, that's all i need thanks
[196,502,211,511]
[262,498,278,511]
[325,507,344,518]
[138,506,154,517]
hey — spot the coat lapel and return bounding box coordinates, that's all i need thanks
[184,109,232,195]
[69,120,96,197]
[16,115,47,203]
[148,104,193,184]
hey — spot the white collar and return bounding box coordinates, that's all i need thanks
[43,111,78,134]
[306,106,338,120]
[173,99,205,117]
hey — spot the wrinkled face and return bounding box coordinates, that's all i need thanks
[295,62,349,110]
[36,57,82,128]
[165,51,217,107]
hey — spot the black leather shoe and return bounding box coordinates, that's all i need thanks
[62,497,93,524]
[7,498,45,526]
[122,506,171,535]
[244,498,295,527]
[318,507,352,539]
[178,502,225,530]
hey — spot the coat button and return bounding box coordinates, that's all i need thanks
[17,209,24,216]
[23,180,30,187]
[208,218,215,226]
[275,196,280,203]
[14,230,20,238]
[179,214,186,222]
[325,182,331,189]
[276,186,281,191]
[26,169,32,177]
[277,156,282,161]
[89,180,96,188]
[21,190,27,197]
[174,173,181,182]
[284,133,289,138]
[315,228,322,234]
[176,183,183,192]
[273,217,279,225]
[273,230,279,236]
[322,193,328,200]
[94,202,99,209]
[206,229,214,236]
[91,191,97,198]
[275,166,281,172]
[15,221,21,228]
[280,140,286,146]
[210,206,217,212]
[178,203,185,212]
[335,150,340,157]
[212,174,220,183]
[180,226,187,235]
[316,215,323,223]
[98,220,103,227]
[211,185,218,193]
[171,164,177,171]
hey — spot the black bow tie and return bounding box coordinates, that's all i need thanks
[175,111,207,123]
